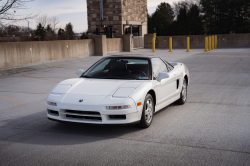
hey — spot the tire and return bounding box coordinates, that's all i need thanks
[138,94,154,128]
[176,78,187,105]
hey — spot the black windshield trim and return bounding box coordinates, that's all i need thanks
[82,57,152,80]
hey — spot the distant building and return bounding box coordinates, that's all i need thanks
[87,0,147,38]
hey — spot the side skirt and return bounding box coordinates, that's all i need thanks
[155,93,180,112]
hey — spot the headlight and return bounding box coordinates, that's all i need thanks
[106,105,129,110]
[47,101,57,106]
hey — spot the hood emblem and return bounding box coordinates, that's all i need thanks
[79,99,83,102]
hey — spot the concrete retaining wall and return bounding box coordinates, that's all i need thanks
[106,38,123,52]
[0,40,94,68]
[145,34,250,48]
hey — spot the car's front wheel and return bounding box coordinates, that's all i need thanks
[138,94,154,128]
[176,78,187,105]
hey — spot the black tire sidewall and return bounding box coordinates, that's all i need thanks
[175,78,187,105]
[180,79,187,104]
[139,94,154,128]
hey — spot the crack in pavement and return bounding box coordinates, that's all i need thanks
[7,72,59,83]
[46,64,77,70]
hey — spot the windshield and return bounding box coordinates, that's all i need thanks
[82,57,151,80]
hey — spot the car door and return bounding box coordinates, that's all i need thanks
[151,58,178,105]
[165,61,182,94]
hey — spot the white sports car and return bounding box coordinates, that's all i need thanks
[46,56,190,128]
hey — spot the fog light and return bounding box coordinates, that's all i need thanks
[47,101,57,106]
[106,105,129,110]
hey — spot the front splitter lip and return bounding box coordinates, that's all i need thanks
[48,117,140,126]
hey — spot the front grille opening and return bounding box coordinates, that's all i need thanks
[48,110,59,116]
[65,110,100,115]
[109,115,126,120]
[66,114,102,121]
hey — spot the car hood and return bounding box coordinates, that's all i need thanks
[48,78,148,108]
[49,78,145,107]
[54,78,144,96]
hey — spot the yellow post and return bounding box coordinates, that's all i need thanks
[215,35,217,49]
[212,36,214,50]
[152,33,156,52]
[187,37,190,52]
[209,36,211,51]
[152,37,155,52]
[205,37,208,52]
[169,37,172,52]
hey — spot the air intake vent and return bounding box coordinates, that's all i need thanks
[48,110,59,116]
[62,110,102,121]
[109,115,126,120]
[65,110,100,115]
[177,79,179,89]
[66,114,102,121]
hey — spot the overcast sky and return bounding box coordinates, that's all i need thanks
[16,0,176,33]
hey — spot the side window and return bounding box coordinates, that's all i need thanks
[151,58,168,79]
[89,59,111,75]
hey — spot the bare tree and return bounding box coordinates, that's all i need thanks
[36,15,59,31]
[0,0,40,25]
[50,16,59,31]
[34,15,59,41]
[35,14,49,28]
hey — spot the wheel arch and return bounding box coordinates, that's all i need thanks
[184,75,188,86]
[147,89,156,108]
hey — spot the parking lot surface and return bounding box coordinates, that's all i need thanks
[0,48,250,165]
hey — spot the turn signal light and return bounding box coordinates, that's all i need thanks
[47,101,57,106]
[137,102,142,106]
[106,105,129,110]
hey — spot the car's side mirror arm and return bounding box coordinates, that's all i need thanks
[77,69,84,77]
[157,72,169,82]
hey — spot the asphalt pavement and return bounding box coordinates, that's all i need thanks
[0,47,250,166]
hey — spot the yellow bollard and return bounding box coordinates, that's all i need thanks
[205,37,208,52]
[215,35,217,49]
[152,37,155,52]
[187,37,190,52]
[212,36,214,50]
[209,36,211,51]
[169,37,172,52]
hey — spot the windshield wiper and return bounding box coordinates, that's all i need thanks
[81,76,140,80]
[81,75,92,78]
[95,77,137,80]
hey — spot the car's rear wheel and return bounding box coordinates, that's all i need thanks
[176,78,187,105]
[138,94,154,128]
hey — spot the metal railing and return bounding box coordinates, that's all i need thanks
[133,36,144,49]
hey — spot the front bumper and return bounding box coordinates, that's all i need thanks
[46,93,144,124]
[46,99,143,124]
[47,107,142,124]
